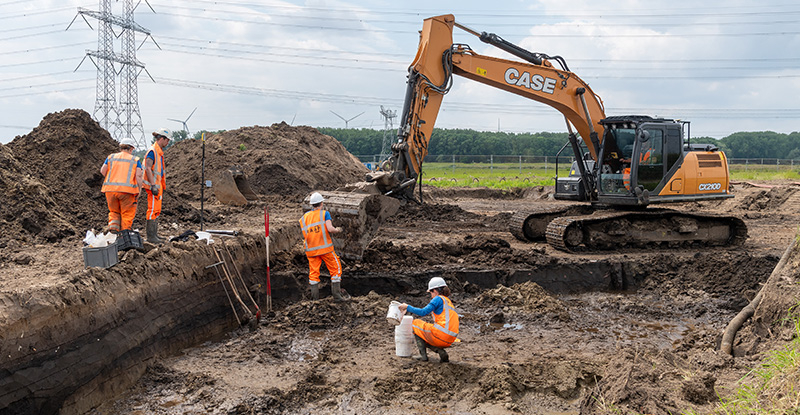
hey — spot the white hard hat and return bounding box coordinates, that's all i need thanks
[427,277,447,292]
[309,192,325,205]
[153,128,171,139]
[119,137,137,148]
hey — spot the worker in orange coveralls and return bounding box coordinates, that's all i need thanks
[399,277,459,363]
[143,128,170,244]
[100,137,144,233]
[299,192,346,302]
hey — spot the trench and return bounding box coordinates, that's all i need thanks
[0,233,775,414]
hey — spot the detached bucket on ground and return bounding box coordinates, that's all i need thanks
[395,316,414,357]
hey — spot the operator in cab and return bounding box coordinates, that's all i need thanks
[399,277,459,362]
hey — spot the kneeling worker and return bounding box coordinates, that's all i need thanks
[399,277,459,362]
[299,192,346,301]
[100,137,144,233]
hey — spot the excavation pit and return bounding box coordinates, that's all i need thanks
[2,111,798,414]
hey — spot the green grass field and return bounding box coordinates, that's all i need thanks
[418,162,800,190]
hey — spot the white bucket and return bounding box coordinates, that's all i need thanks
[386,301,404,325]
[395,315,414,357]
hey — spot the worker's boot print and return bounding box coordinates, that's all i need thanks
[331,282,345,302]
[414,336,428,361]
[310,284,319,301]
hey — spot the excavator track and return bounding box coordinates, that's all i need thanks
[509,204,595,242]
[545,209,748,252]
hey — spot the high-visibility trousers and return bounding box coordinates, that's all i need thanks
[145,188,162,220]
[412,320,455,349]
[307,251,341,285]
[105,191,138,232]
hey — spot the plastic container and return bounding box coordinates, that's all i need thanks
[386,301,404,325]
[83,243,118,268]
[394,315,414,357]
[116,230,143,251]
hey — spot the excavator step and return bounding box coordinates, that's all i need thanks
[545,209,748,252]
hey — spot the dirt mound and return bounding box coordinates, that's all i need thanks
[476,281,568,318]
[166,123,368,202]
[751,238,800,346]
[580,349,727,414]
[1,109,117,244]
[735,186,797,211]
[276,291,394,331]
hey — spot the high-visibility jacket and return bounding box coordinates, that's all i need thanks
[412,295,459,348]
[299,209,335,257]
[101,152,140,194]
[429,295,459,345]
[143,142,166,192]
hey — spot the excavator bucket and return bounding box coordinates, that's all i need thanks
[303,189,401,260]
[215,166,259,206]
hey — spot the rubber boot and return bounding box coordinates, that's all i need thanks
[332,282,346,302]
[146,218,164,244]
[428,345,449,363]
[414,336,429,361]
[310,284,319,301]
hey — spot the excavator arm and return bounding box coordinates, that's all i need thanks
[328,14,745,258]
[376,14,606,199]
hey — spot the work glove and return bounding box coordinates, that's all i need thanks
[151,184,160,196]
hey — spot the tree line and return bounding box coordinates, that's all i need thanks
[317,127,800,160]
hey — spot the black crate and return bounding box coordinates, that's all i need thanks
[116,230,143,251]
[83,244,118,268]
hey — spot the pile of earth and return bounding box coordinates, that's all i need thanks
[166,122,368,202]
[0,109,117,246]
[735,185,798,211]
[0,111,371,248]
[474,281,569,320]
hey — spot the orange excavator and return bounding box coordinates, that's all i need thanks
[363,14,746,252]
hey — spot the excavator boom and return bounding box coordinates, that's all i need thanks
[369,14,747,252]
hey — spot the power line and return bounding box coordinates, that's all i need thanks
[0,85,94,99]
[3,41,94,55]
[155,0,800,19]
[0,78,93,92]
[151,11,800,38]
[151,76,800,119]
[148,3,800,29]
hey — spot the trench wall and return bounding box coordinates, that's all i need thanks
[0,223,299,415]
[0,225,642,414]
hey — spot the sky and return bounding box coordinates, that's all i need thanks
[1,0,799,149]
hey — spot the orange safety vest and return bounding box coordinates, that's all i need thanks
[300,209,335,257]
[143,142,166,192]
[101,152,140,194]
[431,295,459,345]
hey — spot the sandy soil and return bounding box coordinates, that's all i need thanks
[2,109,799,414]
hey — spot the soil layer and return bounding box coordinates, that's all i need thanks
[1,110,799,415]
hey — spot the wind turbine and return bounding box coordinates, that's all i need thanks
[168,107,197,139]
[330,110,364,128]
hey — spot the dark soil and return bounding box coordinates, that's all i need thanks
[2,109,799,415]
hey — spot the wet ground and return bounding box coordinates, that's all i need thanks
[87,183,797,415]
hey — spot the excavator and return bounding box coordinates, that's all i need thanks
[316,14,747,257]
